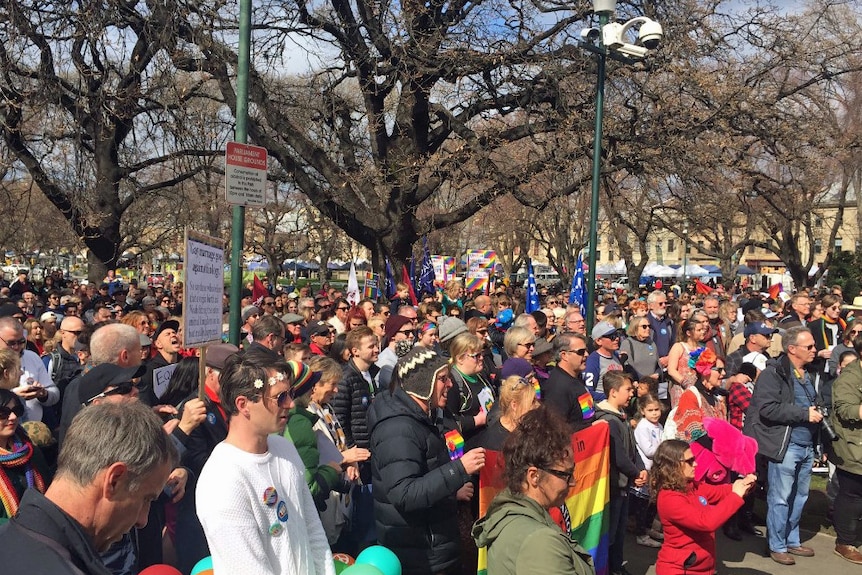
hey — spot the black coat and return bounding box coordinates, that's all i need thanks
[368,387,470,575]
[333,359,380,449]
[0,489,112,575]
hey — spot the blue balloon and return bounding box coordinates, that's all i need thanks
[190,556,213,575]
[355,545,402,575]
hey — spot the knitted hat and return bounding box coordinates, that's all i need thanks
[501,358,533,380]
[284,360,321,399]
[241,305,261,323]
[396,347,449,401]
[384,315,413,345]
[437,316,468,343]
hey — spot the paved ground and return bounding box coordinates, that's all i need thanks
[624,523,847,575]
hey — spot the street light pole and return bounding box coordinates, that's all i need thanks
[585,5,613,335]
[682,226,689,290]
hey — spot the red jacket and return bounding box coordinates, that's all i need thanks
[656,482,743,575]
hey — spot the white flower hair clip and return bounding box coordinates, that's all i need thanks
[269,372,285,386]
[253,378,264,389]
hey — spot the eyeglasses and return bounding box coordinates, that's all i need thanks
[793,344,816,351]
[518,342,535,349]
[465,352,482,360]
[0,334,26,347]
[264,301,275,306]
[638,324,650,329]
[62,329,83,336]
[0,403,25,420]
[655,302,667,306]
[680,456,697,466]
[84,381,138,405]
[337,306,350,312]
[268,390,294,408]
[397,329,415,336]
[563,347,588,356]
[540,466,576,483]
[713,366,726,374]
[849,330,862,337]
[476,329,488,335]
[509,375,542,400]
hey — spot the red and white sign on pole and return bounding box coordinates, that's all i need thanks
[225,141,267,207]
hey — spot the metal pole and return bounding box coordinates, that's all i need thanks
[586,10,609,335]
[228,0,252,345]
[682,228,688,292]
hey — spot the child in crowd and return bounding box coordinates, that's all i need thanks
[633,393,665,548]
[595,371,648,575]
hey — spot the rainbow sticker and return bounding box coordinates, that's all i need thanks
[444,429,465,460]
[578,391,595,419]
[533,379,542,401]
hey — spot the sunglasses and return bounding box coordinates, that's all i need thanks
[564,347,588,356]
[794,344,816,351]
[518,342,536,349]
[84,381,138,405]
[465,352,482,359]
[680,456,697,466]
[602,333,620,340]
[0,403,25,420]
[850,330,862,337]
[0,335,26,347]
[336,306,350,311]
[397,329,415,336]
[476,328,489,335]
[540,466,575,483]
[269,390,294,408]
[510,375,542,400]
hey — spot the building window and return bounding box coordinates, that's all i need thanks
[644,241,650,256]
[608,251,615,262]
[835,238,843,252]
[596,250,602,262]
[668,239,675,252]
[748,244,755,254]
[814,239,822,255]
[814,215,823,227]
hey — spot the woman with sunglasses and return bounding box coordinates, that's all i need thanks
[473,406,593,575]
[503,326,535,363]
[446,333,496,447]
[808,294,846,387]
[650,439,755,575]
[828,319,862,376]
[668,348,727,443]
[0,388,50,525]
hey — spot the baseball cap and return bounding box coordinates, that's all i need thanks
[308,321,333,337]
[287,292,299,299]
[40,312,58,324]
[744,322,778,339]
[77,363,147,404]
[591,320,618,340]
[152,319,180,342]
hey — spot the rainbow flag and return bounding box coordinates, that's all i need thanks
[477,424,610,575]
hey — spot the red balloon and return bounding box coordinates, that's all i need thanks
[139,565,182,575]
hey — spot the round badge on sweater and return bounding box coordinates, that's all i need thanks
[277,500,289,522]
[698,496,708,506]
[206,413,216,425]
[263,487,278,506]
[269,522,283,537]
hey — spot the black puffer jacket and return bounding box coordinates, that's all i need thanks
[333,359,380,449]
[368,387,470,575]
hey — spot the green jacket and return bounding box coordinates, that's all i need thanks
[472,488,595,575]
[283,406,340,509]
[830,361,862,475]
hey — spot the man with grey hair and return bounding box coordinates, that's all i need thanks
[513,312,540,337]
[745,326,822,566]
[0,401,177,573]
[645,290,673,406]
[59,322,142,444]
[541,332,593,429]
[246,313,286,360]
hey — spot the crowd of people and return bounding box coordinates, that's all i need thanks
[0,267,860,574]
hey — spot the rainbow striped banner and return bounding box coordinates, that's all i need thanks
[363,272,381,299]
[431,255,456,284]
[465,250,497,293]
[477,423,610,575]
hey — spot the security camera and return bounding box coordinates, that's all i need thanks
[614,43,648,60]
[637,20,663,50]
[580,28,601,43]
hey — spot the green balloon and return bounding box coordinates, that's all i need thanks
[333,560,349,575]
[355,545,402,575]
[341,564,384,575]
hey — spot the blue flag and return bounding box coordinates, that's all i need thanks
[569,252,586,316]
[418,237,435,297]
[526,260,540,313]
[384,258,396,299]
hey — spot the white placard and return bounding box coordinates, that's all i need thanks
[183,230,226,348]
[153,363,178,400]
[225,141,267,207]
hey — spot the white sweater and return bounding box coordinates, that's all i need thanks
[196,436,335,575]
[634,418,663,471]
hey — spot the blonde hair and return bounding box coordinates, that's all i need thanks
[0,349,21,390]
[497,375,536,419]
[449,333,484,361]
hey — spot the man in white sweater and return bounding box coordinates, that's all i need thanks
[196,353,334,575]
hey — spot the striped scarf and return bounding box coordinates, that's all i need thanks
[0,431,46,517]
[308,402,347,451]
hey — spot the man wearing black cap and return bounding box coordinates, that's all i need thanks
[308,320,335,356]
[138,319,181,406]
[725,321,776,382]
